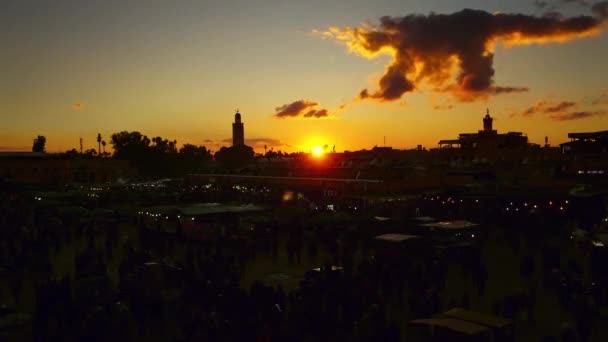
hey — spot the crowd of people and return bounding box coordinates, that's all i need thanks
[0,183,606,341]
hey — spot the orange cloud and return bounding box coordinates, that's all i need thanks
[71,103,84,110]
[322,9,603,102]
[432,104,454,111]
[274,100,329,119]
[520,100,578,117]
[549,110,605,120]
[514,94,606,121]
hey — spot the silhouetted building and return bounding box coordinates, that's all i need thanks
[438,109,528,151]
[0,152,133,184]
[232,110,244,146]
[561,130,608,155]
[560,130,608,176]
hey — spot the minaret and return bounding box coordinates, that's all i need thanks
[483,108,493,132]
[232,110,244,146]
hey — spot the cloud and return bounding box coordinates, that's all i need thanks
[322,9,602,102]
[222,137,283,145]
[593,1,608,18]
[519,100,578,116]
[534,0,592,9]
[491,86,530,95]
[549,110,605,120]
[432,104,454,110]
[544,100,577,112]
[515,93,606,121]
[72,103,84,110]
[591,91,608,104]
[274,100,329,118]
[220,138,289,149]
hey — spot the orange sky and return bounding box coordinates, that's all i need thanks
[1,1,607,153]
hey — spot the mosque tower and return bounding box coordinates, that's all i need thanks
[483,108,493,132]
[232,110,244,146]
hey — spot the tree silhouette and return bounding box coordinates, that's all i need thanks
[97,133,102,155]
[179,144,213,173]
[84,148,97,156]
[110,131,151,159]
[32,135,46,152]
[110,131,212,177]
[101,140,106,154]
[214,144,254,170]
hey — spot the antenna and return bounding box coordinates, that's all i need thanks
[79,138,83,153]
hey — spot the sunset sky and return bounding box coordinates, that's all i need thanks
[2,0,607,153]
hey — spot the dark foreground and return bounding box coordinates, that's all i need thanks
[1,184,607,341]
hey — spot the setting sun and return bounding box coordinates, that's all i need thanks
[312,146,324,157]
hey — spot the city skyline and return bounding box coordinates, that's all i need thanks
[2,0,608,153]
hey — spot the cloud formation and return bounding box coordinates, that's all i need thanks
[274,100,329,118]
[534,0,608,20]
[519,100,578,116]
[72,103,84,110]
[514,96,605,121]
[432,104,454,111]
[322,9,603,102]
[534,0,592,10]
[593,1,608,18]
[590,91,608,104]
[550,110,605,120]
[221,137,286,146]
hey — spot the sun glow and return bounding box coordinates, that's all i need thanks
[312,146,324,157]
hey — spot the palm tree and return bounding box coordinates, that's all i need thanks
[97,133,102,156]
[101,140,106,155]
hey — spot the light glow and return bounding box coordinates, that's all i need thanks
[312,146,324,157]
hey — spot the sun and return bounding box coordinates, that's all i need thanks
[312,146,324,157]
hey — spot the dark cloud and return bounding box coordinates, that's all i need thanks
[549,110,605,120]
[516,95,605,121]
[535,0,592,9]
[324,9,602,102]
[432,104,454,110]
[221,138,287,148]
[274,100,329,118]
[491,86,530,95]
[591,92,608,104]
[519,100,578,116]
[544,101,577,112]
[593,1,608,18]
[563,0,592,6]
[303,109,328,118]
[222,138,285,146]
[534,0,550,8]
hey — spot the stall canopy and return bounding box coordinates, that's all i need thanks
[141,203,265,217]
[414,216,436,223]
[374,234,419,243]
[409,318,490,335]
[441,308,512,330]
[421,220,479,230]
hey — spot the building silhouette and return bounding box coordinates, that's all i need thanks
[232,110,244,146]
[438,109,528,151]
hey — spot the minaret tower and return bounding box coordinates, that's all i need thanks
[483,108,493,132]
[232,110,244,146]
